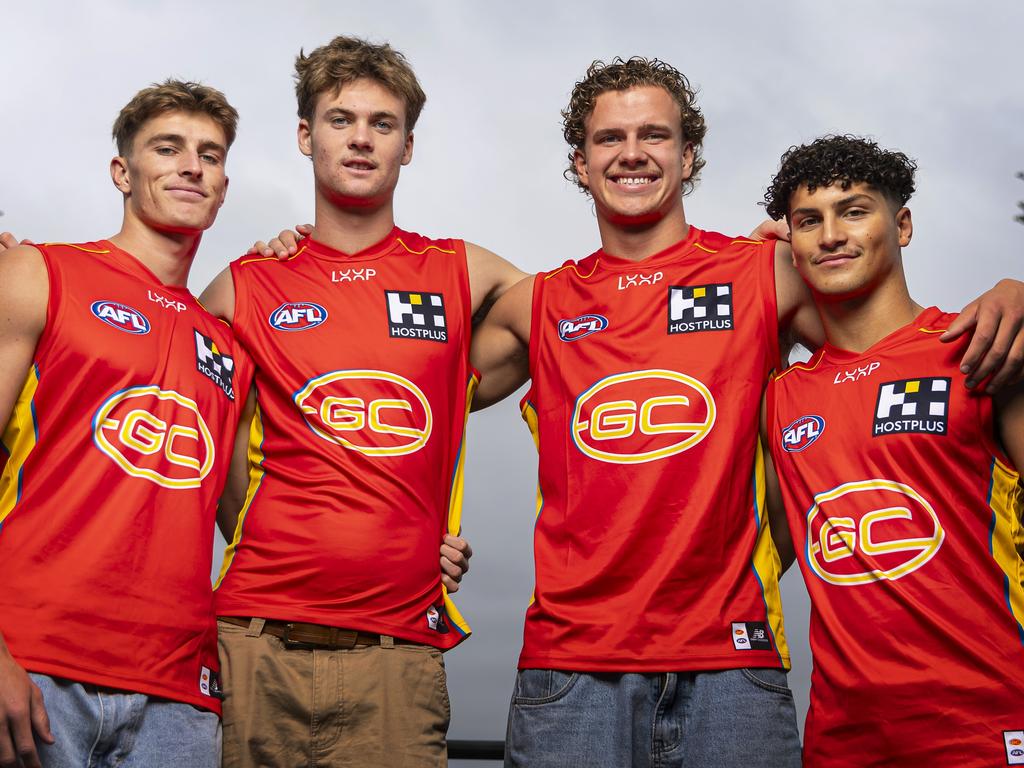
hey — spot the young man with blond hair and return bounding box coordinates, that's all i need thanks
[201,36,523,767]
[764,135,1024,767]
[470,58,1024,767]
[0,80,252,768]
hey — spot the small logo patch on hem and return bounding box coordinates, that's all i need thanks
[1004,731,1024,764]
[426,604,450,634]
[731,621,772,651]
[199,666,222,698]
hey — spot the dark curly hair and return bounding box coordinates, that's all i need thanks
[562,57,707,196]
[764,135,917,220]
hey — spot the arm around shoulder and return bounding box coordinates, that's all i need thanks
[996,384,1024,475]
[470,274,534,411]
[198,266,237,324]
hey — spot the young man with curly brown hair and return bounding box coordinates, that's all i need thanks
[471,59,1024,767]
[763,135,1024,767]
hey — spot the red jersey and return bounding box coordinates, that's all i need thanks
[214,229,475,648]
[768,307,1024,767]
[0,241,253,711]
[519,226,789,671]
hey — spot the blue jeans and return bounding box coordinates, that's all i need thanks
[31,674,220,768]
[505,668,801,768]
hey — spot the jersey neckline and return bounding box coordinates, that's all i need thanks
[96,240,195,297]
[821,306,946,364]
[298,227,401,263]
[587,225,703,272]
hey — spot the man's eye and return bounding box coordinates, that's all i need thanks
[200,154,221,164]
[331,117,350,127]
[845,208,867,218]
[375,121,393,131]
[156,146,176,155]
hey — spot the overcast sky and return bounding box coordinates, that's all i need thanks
[5,0,1022,756]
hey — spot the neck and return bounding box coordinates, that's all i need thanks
[311,191,396,254]
[596,207,690,262]
[817,273,924,353]
[108,217,199,287]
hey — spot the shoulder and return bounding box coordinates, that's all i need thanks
[774,349,827,386]
[695,228,774,256]
[395,228,462,256]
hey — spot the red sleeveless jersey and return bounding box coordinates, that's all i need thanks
[214,229,475,647]
[519,226,789,672]
[0,241,253,711]
[768,307,1024,767]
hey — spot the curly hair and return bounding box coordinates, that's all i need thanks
[562,57,707,196]
[113,80,238,156]
[764,135,917,220]
[295,35,426,131]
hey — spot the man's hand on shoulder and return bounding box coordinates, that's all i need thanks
[440,534,473,594]
[748,218,790,242]
[941,279,1024,392]
[248,224,312,259]
[0,233,34,253]
[0,638,53,768]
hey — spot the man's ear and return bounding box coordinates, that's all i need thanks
[896,206,913,247]
[574,148,590,189]
[681,142,695,182]
[297,119,313,158]
[110,155,131,194]
[401,131,414,166]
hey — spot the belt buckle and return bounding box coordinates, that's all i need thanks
[280,623,319,651]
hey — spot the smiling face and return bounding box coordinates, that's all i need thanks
[111,110,229,235]
[298,77,414,210]
[788,181,913,300]
[574,85,693,228]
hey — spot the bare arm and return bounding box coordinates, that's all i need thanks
[0,245,54,766]
[470,275,534,411]
[465,241,529,320]
[996,385,1024,478]
[217,385,257,541]
[198,266,236,324]
[941,280,1024,392]
[773,242,825,362]
[760,391,795,573]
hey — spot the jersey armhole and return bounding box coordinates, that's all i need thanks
[521,271,546,410]
[34,246,59,362]
[228,259,251,341]
[765,373,779,463]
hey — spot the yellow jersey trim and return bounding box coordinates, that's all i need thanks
[214,404,266,589]
[0,367,41,527]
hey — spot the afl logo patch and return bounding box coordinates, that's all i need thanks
[781,415,825,452]
[269,302,328,332]
[91,301,151,335]
[558,314,608,342]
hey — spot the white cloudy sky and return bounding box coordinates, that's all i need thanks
[5,0,1022,752]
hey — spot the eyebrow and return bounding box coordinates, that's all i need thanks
[324,107,400,122]
[144,134,226,156]
[791,192,877,217]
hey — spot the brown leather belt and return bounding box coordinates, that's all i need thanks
[219,616,413,650]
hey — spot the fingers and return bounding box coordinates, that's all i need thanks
[269,235,297,259]
[247,240,273,257]
[1,702,42,768]
[986,329,1024,393]
[29,683,53,745]
[939,304,974,342]
[0,232,18,251]
[960,303,1018,389]
[296,223,313,235]
[440,534,473,593]
[747,219,789,242]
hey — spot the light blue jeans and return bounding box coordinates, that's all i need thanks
[505,668,801,768]
[31,674,220,768]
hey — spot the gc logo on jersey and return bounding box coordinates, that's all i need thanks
[571,369,716,464]
[781,415,825,452]
[668,283,733,334]
[873,377,949,437]
[294,369,432,456]
[269,302,328,332]
[92,386,215,489]
[194,330,235,400]
[807,479,944,586]
[558,314,608,342]
[385,290,447,342]
[91,300,151,335]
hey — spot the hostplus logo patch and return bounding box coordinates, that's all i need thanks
[668,283,733,334]
[873,377,949,437]
[194,330,235,400]
[385,290,447,342]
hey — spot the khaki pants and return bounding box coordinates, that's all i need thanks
[218,618,450,768]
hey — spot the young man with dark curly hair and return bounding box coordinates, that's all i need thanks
[470,60,1024,767]
[763,135,1024,767]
